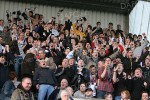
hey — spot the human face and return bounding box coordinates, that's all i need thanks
[121,92,127,99]
[92,50,98,58]
[85,91,93,97]
[38,51,45,59]
[19,33,24,40]
[90,67,96,74]
[80,84,86,92]
[127,50,133,58]
[117,63,123,72]
[61,79,68,89]
[69,59,75,66]
[99,48,106,57]
[135,69,142,78]
[0,56,5,64]
[22,78,32,91]
[77,59,84,67]
[65,49,70,55]
[105,94,113,100]
[145,58,150,67]
[141,93,149,100]
[39,60,46,67]
[61,91,69,100]
[62,59,69,68]
[105,58,112,66]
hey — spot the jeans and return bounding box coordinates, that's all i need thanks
[97,90,106,99]
[115,96,121,100]
[14,56,23,78]
[38,85,54,100]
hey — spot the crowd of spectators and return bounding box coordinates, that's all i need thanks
[0,8,150,100]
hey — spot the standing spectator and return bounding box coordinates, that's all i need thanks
[21,53,37,79]
[97,57,113,99]
[71,59,90,90]
[128,68,148,100]
[112,62,128,100]
[11,77,34,100]
[38,49,57,71]
[55,58,74,85]
[33,59,57,100]
[0,72,17,100]
[0,53,10,93]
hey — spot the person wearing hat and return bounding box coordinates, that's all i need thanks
[85,88,93,98]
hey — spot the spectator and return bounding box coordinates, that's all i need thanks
[128,68,148,100]
[97,57,113,99]
[73,82,86,98]
[0,72,17,100]
[113,62,128,100]
[11,77,34,100]
[21,53,37,79]
[38,49,57,71]
[71,59,90,89]
[0,53,10,92]
[66,86,74,100]
[55,58,74,85]
[141,91,149,100]
[33,59,57,100]
[85,88,93,98]
[59,89,70,100]
[121,90,130,100]
[104,93,113,100]
[48,78,68,100]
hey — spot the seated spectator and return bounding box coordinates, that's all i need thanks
[48,78,68,100]
[33,59,57,100]
[11,77,34,100]
[73,82,86,98]
[141,91,149,100]
[85,88,93,98]
[121,90,130,100]
[59,89,70,100]
[0,72,17,100]
[104,93,113,100]
[66,86,74,100]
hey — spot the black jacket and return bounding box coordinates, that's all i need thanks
[33,67,57,86]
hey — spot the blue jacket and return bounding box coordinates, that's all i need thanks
[0,80,15,98]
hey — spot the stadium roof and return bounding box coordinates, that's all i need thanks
[4,0,138,14]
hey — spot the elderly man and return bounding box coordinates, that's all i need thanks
[11,77,34,100]
[48,78,69,100]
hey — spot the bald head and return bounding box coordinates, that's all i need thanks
[22,77,32,91]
